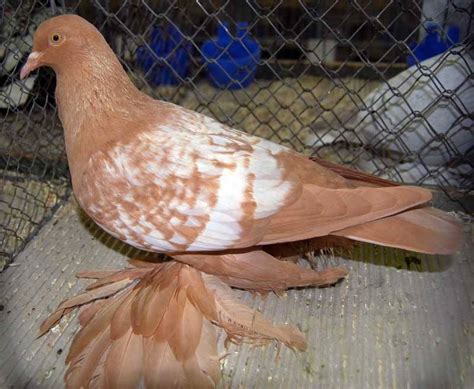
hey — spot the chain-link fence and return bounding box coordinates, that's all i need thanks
[1,0,473,269]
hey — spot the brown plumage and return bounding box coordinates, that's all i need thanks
[24,14,462,388]
[174,249,347,292]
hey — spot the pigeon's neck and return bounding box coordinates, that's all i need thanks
[54,54,151,188]
[55,53,141,120]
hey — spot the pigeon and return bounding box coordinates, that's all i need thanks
[22,15,463,388]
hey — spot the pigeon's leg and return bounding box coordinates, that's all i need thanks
[173,248,347,293]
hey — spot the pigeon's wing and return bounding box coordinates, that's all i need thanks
[78,109,299,252]
[78,107,436,253]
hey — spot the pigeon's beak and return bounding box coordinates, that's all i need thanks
[20,51,43,80]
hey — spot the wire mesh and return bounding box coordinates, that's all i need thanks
[1,0,473,268]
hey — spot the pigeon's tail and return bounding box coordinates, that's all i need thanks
[39,259,308,389]
[331,206,463,255]
[174,249,347,292]
[311,157,464,255]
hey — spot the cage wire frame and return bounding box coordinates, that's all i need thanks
[1,0,473,269]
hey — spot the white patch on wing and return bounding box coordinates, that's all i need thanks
[142,230,176,251]
[103,160,114,175]
[176,204,207,216]
[250,149,292,218]
[209,134,233,146]
[213,161,247,217]
[112,148,128,169]
[88,205,99,213]
[138,217,157,232]
[124,193,134,202]
[110,144,145,186]
[207,209,237,223]
[130,225,145,235]
[170,216,180,226]
[146,162,158,173]
[187,157,246,250]
[117,207,133,226]
[255,137,289,154]
[170,233,188,245]
[196,158,221,176]
[172,163,194,179]
[204,220,241,237]
[184,216,201,227]
[204,117,225,132]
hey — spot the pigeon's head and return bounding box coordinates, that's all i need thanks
[20,14,110,80]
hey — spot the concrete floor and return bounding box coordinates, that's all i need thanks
[0,198,472,388]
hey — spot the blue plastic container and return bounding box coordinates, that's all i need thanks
[136,24,190,85]
[407,22,460,66]
[201,22,261,89]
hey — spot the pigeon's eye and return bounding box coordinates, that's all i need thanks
[49,32,62,45]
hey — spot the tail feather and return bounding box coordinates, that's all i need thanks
[40,259,309,388]
[332,207,463,254]
[311,157,464,255]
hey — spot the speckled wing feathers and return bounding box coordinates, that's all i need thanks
[77,107,298,253]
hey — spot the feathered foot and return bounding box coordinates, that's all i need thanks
[40,259,307,388]
[174,247,348,293]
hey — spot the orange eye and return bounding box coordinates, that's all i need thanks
[49,32,62,44]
